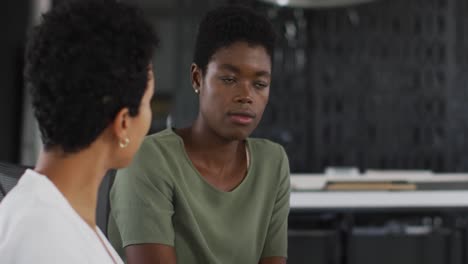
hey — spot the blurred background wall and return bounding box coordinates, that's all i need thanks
[1,1,30,163]
[4,0,468,173]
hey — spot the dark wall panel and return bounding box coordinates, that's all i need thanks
[1,1,30,163]
[249,0,468,172]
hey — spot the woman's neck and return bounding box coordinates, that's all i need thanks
[177,123,243,167]
[34,147,109,228]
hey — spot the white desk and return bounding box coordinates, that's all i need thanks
[290,173,468,210]
[288,174,468,264]
[291,191,468,209]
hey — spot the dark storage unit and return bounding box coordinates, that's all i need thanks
[288,209,468,264]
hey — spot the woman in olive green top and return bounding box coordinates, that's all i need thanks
[108,5,290,264]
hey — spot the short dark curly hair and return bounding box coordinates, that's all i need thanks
[25,0,159,153]
[193,5,276,74]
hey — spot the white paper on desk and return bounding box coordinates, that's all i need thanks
[290,175,326,191]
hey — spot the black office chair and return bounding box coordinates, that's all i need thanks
[0,162,29,201]
[0,161,116,236]
[97,169,116,236]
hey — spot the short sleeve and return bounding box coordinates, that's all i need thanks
[261,145,291,258]
[109,140,175,247]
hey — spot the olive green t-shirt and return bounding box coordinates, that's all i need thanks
[108,128,290,263]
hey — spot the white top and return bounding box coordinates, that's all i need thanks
[0,169,123,264]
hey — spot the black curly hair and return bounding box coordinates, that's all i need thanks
[24,0,159,153]
[193,5,276,75]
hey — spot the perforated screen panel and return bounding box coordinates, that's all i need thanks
[251,0,468,172]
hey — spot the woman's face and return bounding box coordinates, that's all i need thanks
[118,66,155,167]
[196,41,271,140]
[131,67,154,145]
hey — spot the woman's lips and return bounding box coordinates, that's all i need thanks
[227,111,256,125]
[229,114,254,125]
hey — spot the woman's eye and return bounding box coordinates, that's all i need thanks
[254,82,268,89]
[221,77,236,84]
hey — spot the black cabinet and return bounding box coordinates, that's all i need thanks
[288,230,340,264]
[288,210,468,264]
[349,231,459,264]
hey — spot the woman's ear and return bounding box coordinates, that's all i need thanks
[191,63,202,92]
[112,107,130,140]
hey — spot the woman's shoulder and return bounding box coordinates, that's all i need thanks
[246,138,289,192]
[119,128,184,179]
[134,128,182,158]
[0,192,82,241]
[247,137,286,160]
[143,128,180,148]
[0,204,92,263]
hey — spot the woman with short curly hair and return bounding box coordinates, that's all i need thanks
[0,0,158,263]
[109,5,290,264]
